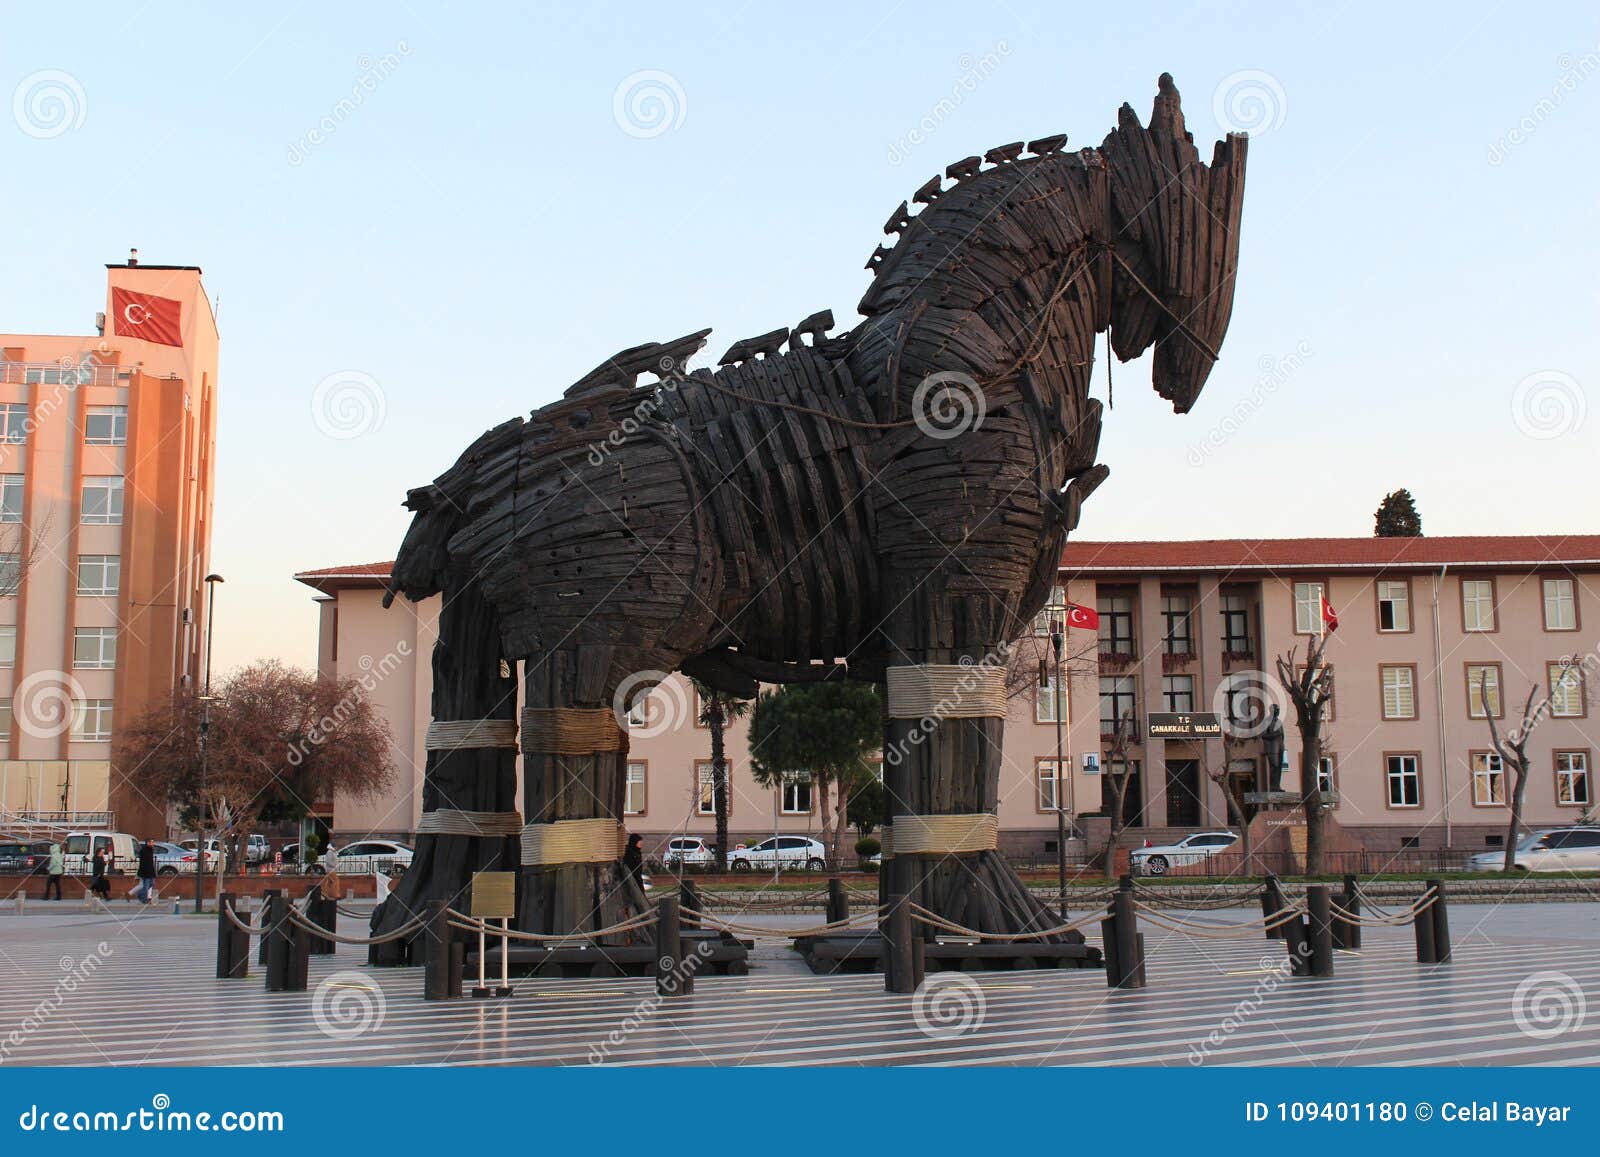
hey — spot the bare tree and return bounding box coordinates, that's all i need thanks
[1100,710,1136,877]
[1203,735,1258,874]
[1002,631,1098,702]
[1274,634,1335,875]
[1484,663,1591,871]
[0,513,56,598]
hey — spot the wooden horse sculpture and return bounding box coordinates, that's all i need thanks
[372,75,1248,962]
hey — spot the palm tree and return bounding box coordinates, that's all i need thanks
[692,680,752,871]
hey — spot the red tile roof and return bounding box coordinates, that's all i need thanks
[296,535,1600,592]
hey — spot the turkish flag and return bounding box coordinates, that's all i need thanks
[1321,595,1339,633]
[111,288,183,347]
[1065,602,1100,630]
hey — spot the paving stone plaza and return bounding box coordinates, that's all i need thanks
[1,902,1595,1067]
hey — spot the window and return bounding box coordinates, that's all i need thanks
[1466,664,1502,719]
[1161,591,1194,654]
[1556,752,1590,806]
[1376,580,1410,632]
[1293,582,1325,634]
[0,699,10,738]
[1470,752,1505,806]
[73,627,117,669]
[1386,754,1421,808]
[1316,756,1336,796]
[1096,591,1135,654]
[1380,665,1416,720]
[1035,671,1062,723]
[1542,578,1576,631]
[1220,589,1253,653]
[1220,672,1269,733]
[70,699,113,742]
[81,476,124,525]
[626,691,651,727]
[695,760,716,815]
[1037,758,1060,811]
[781,779,813,814]
[1461,579,1495,632]
[77,555,120,596]
[1548,662,1584,717]
[0,553,18,595]
[1161,674,1195,713]
[1033,584,1064,636]
[623,761,646,815]
[0,475,21,523]
[84,405,127,446]
[0,403,28,444]
[0,625,12,667]
[1099,676,1136,735]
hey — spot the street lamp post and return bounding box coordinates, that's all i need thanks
[1050,626,1069,919]
[194,573,224,914]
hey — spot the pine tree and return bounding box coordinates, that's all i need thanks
[1374,489,1423,537]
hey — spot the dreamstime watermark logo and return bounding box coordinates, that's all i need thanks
[13,670,87,740]
[1488,43,1600,166]
[911,973,986,1040]
[1212,70,1287,137]
[1189,946,1308,1064]
[886,43,1010,166]
[1187,340,1312,466]
[287,43,412,165]
[883,649,1010,768]
[1511,970,1586,1040]
[612,70,686,139]
[286,643,412,766]
[912,370,986,440]
[1510,370,1586,440]
[585,357,691,466]
[1210,669,1285,739]
[311,370,387,440]
[312,970,387,1040]
[612,670,693,738]
[0,942,112,1063]
[588,940,716,1063]
[12,70,87,139]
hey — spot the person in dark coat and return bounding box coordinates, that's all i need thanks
[89,846,111,900]
[134,840,158,904]
[622,833,644,885]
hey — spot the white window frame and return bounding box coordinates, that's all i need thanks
[1035,671,1062,723]
[1386,754,1421,808]
[1466,664,1501,719]
[1377,579,1410,632]
[1380,665,1416,720]
[77,554,120,597]
[1037,759,1060,811]
[1461,579,1495,632]
[84,405,128,446]
[695,760,716,816]
[1317,755,1336,796]
[71,699,113,743]
[0,698,10,738]
[1470,752,1505,807]
[0,403,28,444]
[1542,578,1576,631]
[0,625,14,667]
[1556,752,1590,806]
[1293,582,1324,635]
[623,761,647,816]
[1549,662,1584,718]
[0,553,19,596]
[72,626,117,669]
[0,475,22,524]
[780,779,813,815]
[81,476,124,525]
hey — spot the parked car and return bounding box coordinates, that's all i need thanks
[62,831,139,875]
[662,836,714,868]
[177,839,223,870]
[0,839,54,874]
[308,840,414,875]
[1128,831,1239,876]
[152,841,190,875]
[244,834,271,864]
[727,836,827,872]
[1467,828,1600,872]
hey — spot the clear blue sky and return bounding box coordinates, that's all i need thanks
[4,2,1597,676]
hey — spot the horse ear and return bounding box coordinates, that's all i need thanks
[1148,72,1191,142]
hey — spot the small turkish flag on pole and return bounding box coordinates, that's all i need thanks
[1321,595,1339,634]
[111,288,184,347]
[1064,602,1100,630]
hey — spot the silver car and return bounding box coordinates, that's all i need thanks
[1128,831,1239,876]
[1468,828,1600,872]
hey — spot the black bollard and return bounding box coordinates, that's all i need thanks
[1100,904,1122,988]
[1337,874,1362,951]
[1261,876,1286,940]
[1281,908,1311,977]
[303,884,335,955]
[257,888,281,965]
[826,877,849,926]
[884,896,923,994]
[287,918,310,991]
[679,880,701,930]
[264,893,293,991]
[1111,876,1144,989]
[655,895,693,997]
[1414,888,1438,964]
[215,892,249,979]
[1306,885,1335,977]
[423,899,460,1000]
[1429,878,1451,963]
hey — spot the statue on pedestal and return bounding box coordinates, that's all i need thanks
[1261,705,1285,792]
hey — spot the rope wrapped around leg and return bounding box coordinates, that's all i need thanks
[425,719,519,750]
[520,818,625,866]
[885,663,1009,719]
[881,813,999,858]
[519,707,625,754]
[416,809,524,837]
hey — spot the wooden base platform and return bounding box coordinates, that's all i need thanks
[471,930,751,979]
[795,931,1103,975]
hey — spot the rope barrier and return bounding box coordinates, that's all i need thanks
[680,906,884,940]
[1132,901,1308,938]
[445,907,658,945]
[220,902,265,936]
[285,907,425,946]
[1330,888,1436,927]
[906,901,1106,941]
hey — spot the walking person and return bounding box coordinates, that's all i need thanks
[134,839,158,904]
[89,845,111,902]
[622,832,645,887]
[43,842,64,901]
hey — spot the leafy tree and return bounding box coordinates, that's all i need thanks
[115,659,394,856]
[748,682,882,870]
[847,775,886,839]
[692,679,752,870]
[1374,489,1423,537]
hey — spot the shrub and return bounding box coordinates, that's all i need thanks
[854,836,881,858]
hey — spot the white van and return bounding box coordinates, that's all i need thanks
[62,831,140,875]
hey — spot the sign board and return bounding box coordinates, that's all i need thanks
[1145,712,1223,739]
[469,871,517,919]
[1082,753,1101,774]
